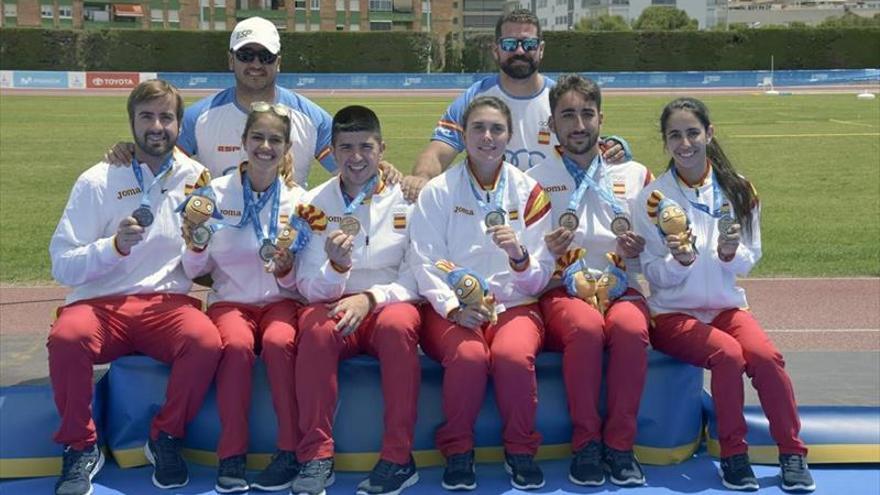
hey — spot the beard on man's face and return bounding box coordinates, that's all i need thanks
[500,55,538,79]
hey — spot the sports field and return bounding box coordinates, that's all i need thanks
[0,92,878,282]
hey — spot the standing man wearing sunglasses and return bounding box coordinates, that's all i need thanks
[401,9,629,202]
[177,16,336,186]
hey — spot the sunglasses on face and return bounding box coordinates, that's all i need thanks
[234,48,279,65]
[250,101,289,118]
[497,37,541,53]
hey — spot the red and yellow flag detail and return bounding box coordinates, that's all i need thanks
[644,170,655,187]
[434,259,457,274]
[438,120,463,132]
[316,146,332,161]
[613,180,626,197]
[508,209,520,221]
[646,190,664,224]
[279,214,289,225]
[553,247,586,278]
[393,213,406,229]
[296,204,328,232]
[538,130,551,145]
[523,184,551,227]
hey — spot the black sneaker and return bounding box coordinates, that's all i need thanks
[291,458,335,495]
[144,432,189,489]
[569,440,604,486]
[55,444,105,495]
[503,452,545,490]
[604,446,646,486]
[215,455,249,494]
[252,450,299,491]
[779,454,816,492]
[356,456,419,495]
[719,453,759,491]
[441,451,476,491]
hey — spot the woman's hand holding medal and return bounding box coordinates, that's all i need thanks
[717,223,741,262]
[665,231,697,266]
[488,225,526,262]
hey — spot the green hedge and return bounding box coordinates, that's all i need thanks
[1,26,877,72]
[0,28,431,72]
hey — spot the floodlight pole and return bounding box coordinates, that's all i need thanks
[426,0,432,74]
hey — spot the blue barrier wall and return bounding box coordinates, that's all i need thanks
[2,69,877,90]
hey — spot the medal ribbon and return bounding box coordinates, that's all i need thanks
[131,154,174,212]
[465,161,508,217]
[341,173,380,215]
[672,167,725,218]
[561,153,624,216]
[242,172,281,248]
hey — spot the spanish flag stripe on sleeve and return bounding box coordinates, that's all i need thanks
[316,146,332,161]
[644,170,655,186]
[523,184,551,227]
[438,120,464,132]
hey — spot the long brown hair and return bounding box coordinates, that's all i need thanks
[660,97,757,239]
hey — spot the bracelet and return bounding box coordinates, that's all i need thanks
[509,246,529,265]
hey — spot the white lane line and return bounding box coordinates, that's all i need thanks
[766,328,880,333]
[830,119,877,128]
[730,132,879,138]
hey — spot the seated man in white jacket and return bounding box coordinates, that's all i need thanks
[292,106,422,495]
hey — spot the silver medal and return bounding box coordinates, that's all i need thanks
[610,213,631,237]
[132,206,154,227]
[559,211,579,231]
[484,210,506,228]
[718,216,735,235]
[339,215,361,237]
[191,224,212,247]
[259,240,276,262]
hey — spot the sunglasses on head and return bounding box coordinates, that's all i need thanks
[234,48,279,65]
[497,37,541,53]
[250,101,289,118]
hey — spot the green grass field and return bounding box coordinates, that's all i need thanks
[1,92,878,282]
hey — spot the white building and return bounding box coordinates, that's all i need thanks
[520,0,728,30]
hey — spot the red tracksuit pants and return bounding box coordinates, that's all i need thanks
[540,287,650,452]
[652,309,807,458]
[295,302,421,465]
[48,293,222,450]
[207,299,301,460]
[420,304,544,457]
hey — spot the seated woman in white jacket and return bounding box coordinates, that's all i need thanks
[409,96,555,492]
[181,103,307,494]
[633,97,814,494]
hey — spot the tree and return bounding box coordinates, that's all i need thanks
[632,6,698,31]
[818,11,880,28]
[575,14,631,32]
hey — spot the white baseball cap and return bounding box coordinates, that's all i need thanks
[230,17,281,55]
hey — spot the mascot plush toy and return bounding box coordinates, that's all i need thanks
[175,186,224,249]
[434,260,498,325]
[561,252,603,311]
[276,204,328,254]
[597,252,628,314]
[646,190,696,256]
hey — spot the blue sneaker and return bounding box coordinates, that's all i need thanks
[441,451,476,491]
[252,450,299,491]
[215,454,249,493]
[719,453,759,491]
[503,452,545,490]
[144,432,189,489]
[356,456,419,495]
[55,444,105,495]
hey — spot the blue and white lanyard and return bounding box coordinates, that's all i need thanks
[561,153,625,216]
[241,173,281,246]
[341,174,380,215]
[672,167,726,218]
[131,155,173,211]
[466,161,508,216]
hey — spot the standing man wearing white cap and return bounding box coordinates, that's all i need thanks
[177,16,337,187]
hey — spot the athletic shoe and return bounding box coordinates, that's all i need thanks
[503,452,545,490]
[291,458,335,495]
[604,446,646,486]
[441,451,476,491]
[252,450,299,491]
[568,440,604,486]
[779,454,816,492]
[144,432,189,489]
[55,444,105,495]
[215,455,248,493]
[356,456,419,495]
[719,453,759,491]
